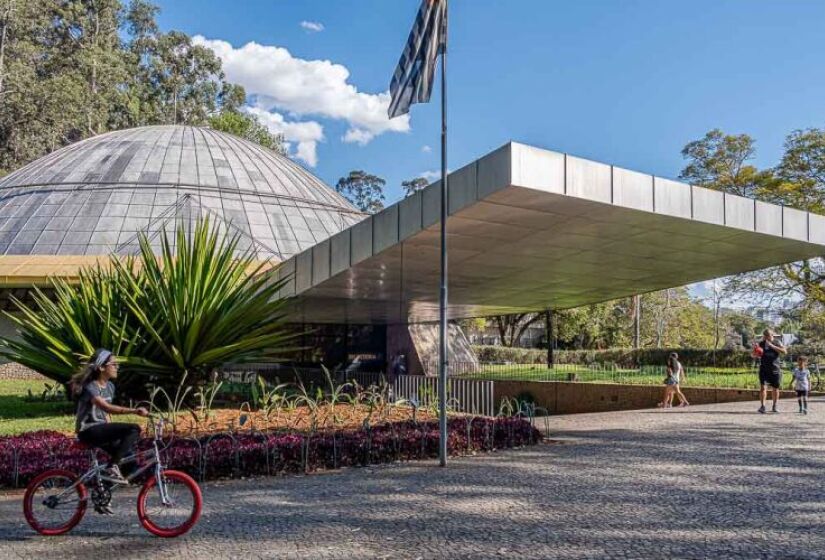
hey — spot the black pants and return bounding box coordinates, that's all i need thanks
[78,423,141,474]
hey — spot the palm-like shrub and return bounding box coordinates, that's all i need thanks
[0,218,294,391]
[0,263,139,382]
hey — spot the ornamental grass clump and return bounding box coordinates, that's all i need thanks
[0,218,296,394]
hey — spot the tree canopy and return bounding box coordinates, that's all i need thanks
[401,177,428,198]
[335,170,386,213]
[0,0,283,177]
[680,127,825,311]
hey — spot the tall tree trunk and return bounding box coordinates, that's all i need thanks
[545,309,554,368]
[87,5,100,136]
[655,290,671,348]
[0,0,12,95]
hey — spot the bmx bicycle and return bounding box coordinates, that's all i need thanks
[23,416,202,537]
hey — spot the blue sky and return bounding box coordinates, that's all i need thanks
[156,0,825,207]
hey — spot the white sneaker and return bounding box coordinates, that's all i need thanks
[101,465,129,485]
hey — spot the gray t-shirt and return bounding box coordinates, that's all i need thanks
[75,381,114,433]
[792,367,810,392]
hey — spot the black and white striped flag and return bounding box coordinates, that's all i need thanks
[387,0,447,119]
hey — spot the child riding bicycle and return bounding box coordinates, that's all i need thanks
[70,349,149,513]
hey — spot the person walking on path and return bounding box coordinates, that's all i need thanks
[755,329,787,414]
[658,352,689,408]
[789,356,811,415]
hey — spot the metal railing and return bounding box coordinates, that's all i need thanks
[438,361,775,390]
[347,373,495,417]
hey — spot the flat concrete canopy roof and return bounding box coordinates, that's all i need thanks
[272,142,825,324]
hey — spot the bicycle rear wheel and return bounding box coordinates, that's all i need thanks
[137,470,202,537]
[23,469,87,536]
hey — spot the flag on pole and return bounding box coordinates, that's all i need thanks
[387,0,447,119]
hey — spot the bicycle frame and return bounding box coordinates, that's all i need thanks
[45,419,173,507]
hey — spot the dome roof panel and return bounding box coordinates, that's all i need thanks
[0,126,364,262]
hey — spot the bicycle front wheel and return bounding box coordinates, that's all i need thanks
[137,470,202,537]
[23,469,87,536]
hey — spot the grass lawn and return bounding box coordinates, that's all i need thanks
[457,364,763,389]
[0,379,143,437]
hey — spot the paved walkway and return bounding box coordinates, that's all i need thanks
[2,399,824,559]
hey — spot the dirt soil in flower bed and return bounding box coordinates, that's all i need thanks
[157,404,440,436]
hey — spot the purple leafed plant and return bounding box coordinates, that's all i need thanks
[0,417,541,488]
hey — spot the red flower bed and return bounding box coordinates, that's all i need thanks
[0,417,541,488]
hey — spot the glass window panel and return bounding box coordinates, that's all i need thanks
[21,217,50,231]
[84,244,108,255]
[56,204,83,218]
[122,217,146,231]
[12,204,37,220]
[2,217,26,231]
[37,230,66,244]
[34,205,59,217]
[7,243,34,255]
[222,198,243,210]
[69,217,98,232]
[95,217,124,232]
[68,230,93,244]
[154,193,178,206]
[32,243,58,255]
[88,191,112,204]
[108,191,133,205]
[117,231,139,244]
[128,205,152,218]
[58,244,83,255]
[108,203,129,217]
[247,212,269,225]
[130,192,155,206]
[45,193,70,204]
[90,231,118,245]
[13,230,40,244]
[77,203,105,218]
[46,217,74,231]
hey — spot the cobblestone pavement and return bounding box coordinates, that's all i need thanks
[2,398,824,559]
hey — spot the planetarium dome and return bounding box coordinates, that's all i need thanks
[0,125,364,284]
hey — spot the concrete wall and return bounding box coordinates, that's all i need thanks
[494,380,807,415]
[404,323,478,376]
[386,324,425,376]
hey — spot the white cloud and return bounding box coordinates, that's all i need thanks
[300,21,324,32]
[420,170,441,181]
[246,106,324,166]
[193,35,410,154]
[421,145,432,153]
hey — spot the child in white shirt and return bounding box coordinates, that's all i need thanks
[789,356,811,415]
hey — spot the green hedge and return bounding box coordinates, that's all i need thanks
[472,345,758,367]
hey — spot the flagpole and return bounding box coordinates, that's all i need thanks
[437,0,449,467]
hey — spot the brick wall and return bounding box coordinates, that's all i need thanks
[494,380,806,415]
[0,362,47,381]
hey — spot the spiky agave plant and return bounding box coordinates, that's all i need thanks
[112,217,296,388]
[0,260,140,384]
[0,217,296,395]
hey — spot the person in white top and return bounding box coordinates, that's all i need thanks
[658,352,689,408]
[788,356,811,415]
